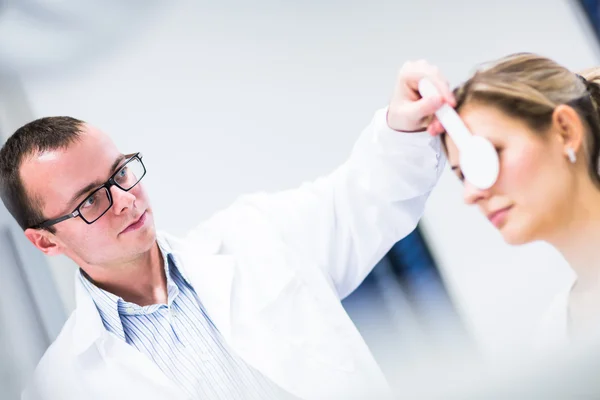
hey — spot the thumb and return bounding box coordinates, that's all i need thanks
[406,95,443,120]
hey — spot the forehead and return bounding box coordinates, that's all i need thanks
[20,124,122,215]
[445,104,540,163]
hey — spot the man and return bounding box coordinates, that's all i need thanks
[1,61,453,400]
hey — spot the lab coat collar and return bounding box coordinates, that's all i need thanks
[71,230,232,355]
[72,271,106,355]
[166,229,236,342]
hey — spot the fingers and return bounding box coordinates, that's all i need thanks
[388,59,455,133]
[425,75,456,108]
[427,118,445,136]
[401,61,453,135]
[405,95,443,121]
[400,60,456,107]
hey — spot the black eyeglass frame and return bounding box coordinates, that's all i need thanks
[30,152,146,230]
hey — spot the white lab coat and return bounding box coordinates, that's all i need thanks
[22,108,444,400]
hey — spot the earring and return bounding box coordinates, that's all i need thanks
[566,147,577,164]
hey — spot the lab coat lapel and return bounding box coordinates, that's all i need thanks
[167,227,298,343]
[165,230,237,342]
[99,333,187,399]
[170,229,365,399]
[70,271,187,399]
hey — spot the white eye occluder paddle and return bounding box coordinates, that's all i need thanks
[418,79,499,190]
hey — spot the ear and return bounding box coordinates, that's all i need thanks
[24,228,65,256]
[551,104,586,158]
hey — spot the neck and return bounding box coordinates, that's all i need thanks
[81,241,167,306]
[547,182,600,290]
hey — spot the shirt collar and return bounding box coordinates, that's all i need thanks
[78,241,183,341]
[78,270,126,342]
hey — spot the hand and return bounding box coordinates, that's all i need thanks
[386,60,456,135]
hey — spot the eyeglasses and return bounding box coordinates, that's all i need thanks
[31,153,146,229]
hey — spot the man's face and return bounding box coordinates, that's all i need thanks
[22,123,156,267]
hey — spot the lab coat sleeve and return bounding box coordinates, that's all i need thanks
[221,107,444,299]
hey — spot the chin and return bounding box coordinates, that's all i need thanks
[501,233,528,246]
[499,222,536,246]
[127,213,157,248]
[141,220,157,246]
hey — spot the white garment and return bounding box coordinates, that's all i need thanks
[22,108,444,400]
[533,277,576,351]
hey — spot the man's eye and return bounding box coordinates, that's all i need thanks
[115,166,128,181]
[82,195,96,208]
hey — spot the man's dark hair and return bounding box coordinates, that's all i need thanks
[0,117,85,233]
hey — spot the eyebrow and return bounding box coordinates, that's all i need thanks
[66,154,127,207]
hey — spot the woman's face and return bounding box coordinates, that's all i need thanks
[445,103,577,245]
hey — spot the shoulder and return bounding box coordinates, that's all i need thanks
[22,313,80,399]
[173,194,281,245]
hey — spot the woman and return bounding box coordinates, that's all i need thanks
[442,52,600,349]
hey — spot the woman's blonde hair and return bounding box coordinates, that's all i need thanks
[453,52,600,183]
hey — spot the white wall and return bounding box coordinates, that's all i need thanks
[15,0,599,356]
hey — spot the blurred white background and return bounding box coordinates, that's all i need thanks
[0,0,598,397]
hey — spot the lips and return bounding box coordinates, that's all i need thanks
[120,211,147,234]
[487,206,512,228]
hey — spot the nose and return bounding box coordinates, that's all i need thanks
[463,180,489,205]
[110,185,136,215]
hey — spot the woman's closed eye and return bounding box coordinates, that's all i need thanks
[452,166,465,182]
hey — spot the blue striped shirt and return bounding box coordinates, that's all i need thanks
[79,244,291,399]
